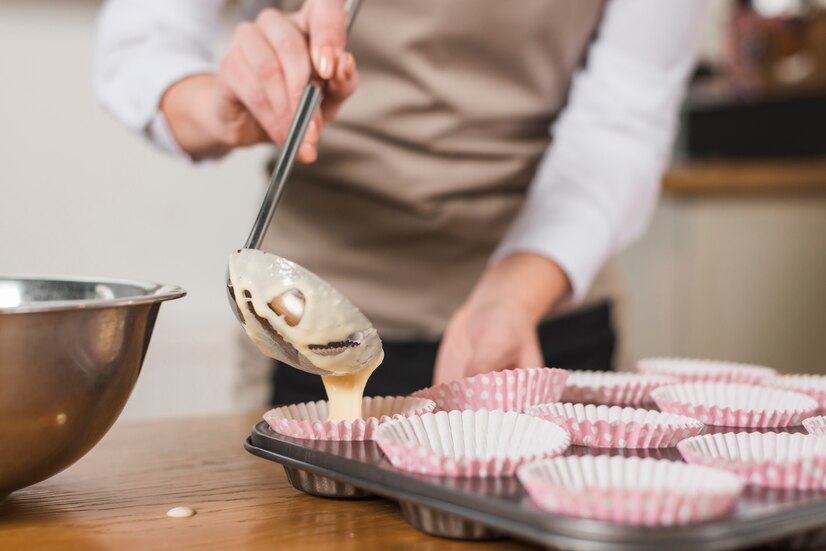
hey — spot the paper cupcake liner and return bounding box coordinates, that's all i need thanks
[761,374,826,410]
[375,409,571,477]
[803,415,826,435]
[263,396,436,441]
[637,357,776,385]
[527,402,703,448]
[560,371,677,407]
[412,367,568,412]
[678,432,826,490]
[517,455,742,526]
[650,382,817,428]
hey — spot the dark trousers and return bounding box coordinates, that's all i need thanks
[271,301,615,406]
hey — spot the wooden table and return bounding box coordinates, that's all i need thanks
[0,412,534,551]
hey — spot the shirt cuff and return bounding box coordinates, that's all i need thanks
[95,50,215,158]
[145,110,190,158]
[132,53,215,159]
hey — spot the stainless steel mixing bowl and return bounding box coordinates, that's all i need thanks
[0,275,185,498]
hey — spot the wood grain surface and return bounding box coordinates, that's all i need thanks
[0,412,535,551]
[664,158,826,194]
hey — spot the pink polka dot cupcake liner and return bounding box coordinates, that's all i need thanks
[517,455,742,526]
[804,415,826,435]
[263,396,436,441]
[637,357,777,385]
[678,432,826,490]
[527,402,703,449]
[374,409,571,477]
[650,382,818,428]
[760,374,826,410]
[560,371,677,407]
[412,367,568,412]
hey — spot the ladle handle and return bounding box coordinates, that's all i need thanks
[244,0,363,250]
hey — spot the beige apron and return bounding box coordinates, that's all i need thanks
[235,0,634,405]
[262,0,617,339]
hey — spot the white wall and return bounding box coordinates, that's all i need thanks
[0,0,271,420]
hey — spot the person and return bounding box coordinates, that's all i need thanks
[93,0,707,405]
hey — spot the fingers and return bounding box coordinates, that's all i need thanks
[216,3,354,158]
[321,52,358,123]
[255,8,318,161]
[300,0,347,79]
[294,48,357,161]
[335,52,358,87]
[303,51,357,161]
[297,111,322,162]
[221,22,290,145]
[256,9,311,117]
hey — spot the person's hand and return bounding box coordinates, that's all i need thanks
[432,253,571,385]
[433,292,543,385]
[160,0,359,160]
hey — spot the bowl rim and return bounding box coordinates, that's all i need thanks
[0,273,186,314]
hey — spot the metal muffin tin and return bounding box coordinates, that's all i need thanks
[282,466,372,498]
[276,439,382,498]
[398,499,501,540]
[245,422,826,549]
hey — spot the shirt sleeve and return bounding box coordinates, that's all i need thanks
[92,0,226,156]
[492,0,708,302]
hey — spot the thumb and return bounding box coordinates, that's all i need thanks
[301,0,346,80]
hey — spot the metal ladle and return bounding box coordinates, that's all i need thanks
[227,0,376,376]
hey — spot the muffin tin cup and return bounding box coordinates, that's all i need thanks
[560,371,677,407]
[678,432,826,490]
[527,402,703,448]
[412,367,568,412]
[637,358,777,385]
[276,437,385,499]
[263,396,436,441]
[375,409,571,477]
[650,382,818,428]
[282,466,374,498]
[517,455,743,526]
[399,501,501,540]
[761,374,826,411]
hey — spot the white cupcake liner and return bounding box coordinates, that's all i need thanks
[804,415,826,435]
[263,396,436,441]
[374,409,571,477]
[637,357,776,385]
[412,367,568,412]
[761,374,826,410]
[650,382,818,428]
[560,371,677,407]
[527,402,703,449]
[517,455,742,526]
[678,432,826,490]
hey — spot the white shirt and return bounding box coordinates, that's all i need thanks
[92,0,707,302]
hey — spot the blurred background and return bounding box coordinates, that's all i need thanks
[1,0,824,421]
